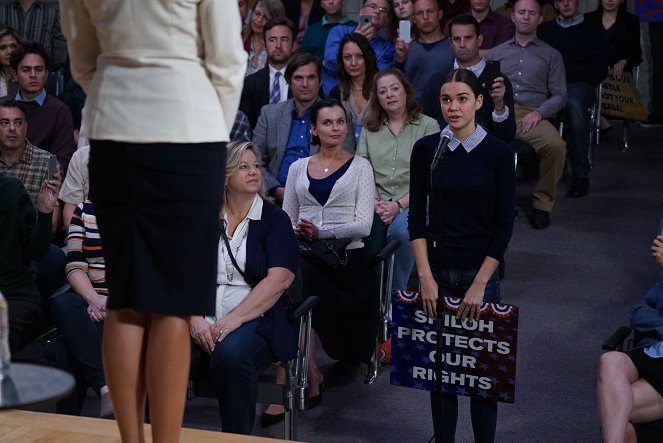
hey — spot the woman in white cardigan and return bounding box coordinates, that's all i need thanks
[280,99,376,414]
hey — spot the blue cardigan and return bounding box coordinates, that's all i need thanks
[631,272,663,358]
[244,200,300,361]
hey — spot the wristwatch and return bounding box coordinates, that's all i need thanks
[396,199,403,213]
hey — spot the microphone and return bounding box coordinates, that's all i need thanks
[431,128,453,172]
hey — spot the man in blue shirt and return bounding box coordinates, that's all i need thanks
[253,53,356,203]
[300,0,357,60]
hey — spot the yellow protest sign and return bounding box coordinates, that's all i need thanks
[601,70,648,121]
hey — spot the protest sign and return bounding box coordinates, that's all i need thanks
[390,290,518,403]
[601,70,647,122]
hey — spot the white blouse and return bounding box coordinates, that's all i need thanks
[206,195,263,324]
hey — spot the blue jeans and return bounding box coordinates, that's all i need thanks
[51,292,106,393]
[429,267,500,443]
[566,82,595,178]
[207,318,273,435]
[388,209,414,291]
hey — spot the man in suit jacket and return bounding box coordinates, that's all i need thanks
[452,14,515,142]
[240,18,296,129]
[253,53,355,203]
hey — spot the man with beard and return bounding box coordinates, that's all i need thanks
[240,18,296,129]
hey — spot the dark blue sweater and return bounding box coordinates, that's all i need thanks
[244,200,300,361]
[408,132,516,269]
[538,15,608,86]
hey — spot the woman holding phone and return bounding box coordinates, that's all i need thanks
[408,68,516,443]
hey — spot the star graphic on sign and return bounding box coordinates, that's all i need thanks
[402,353,412,362]
[397,341,407,349]
[507,355,516,362]
[499,392,512,401]
[415,343,425,352]
[476,390,490,399]
[479,363,490,371]
[491,377,498,385]
[471,350,480,357]
[509,378,516,385]
[456,387,468,396]
[498,365,509,373]
[413,382,425,389]
[489,353,498,360]
[506,335,513,341]
[421,356,430,364]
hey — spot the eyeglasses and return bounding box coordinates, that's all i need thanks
[366,4,389,14]
[0,118,25,128]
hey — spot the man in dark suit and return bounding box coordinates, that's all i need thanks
[239,18,296,129]
[253,53,355,203]
[422,14,516,144]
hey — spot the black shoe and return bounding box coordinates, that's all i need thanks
[260,411,285,428]
[567,177,590,197]
[530,209,551,229]
[305,381,326,410]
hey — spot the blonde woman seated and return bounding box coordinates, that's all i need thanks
[276,99,375,414]
[189,141,299,435]
[598,235,663,443]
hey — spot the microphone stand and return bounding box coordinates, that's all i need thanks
[430,136,447,443]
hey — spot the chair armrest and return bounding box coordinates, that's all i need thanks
[292,296,320,319]
[376,239,401,262]
[602,326,632,351]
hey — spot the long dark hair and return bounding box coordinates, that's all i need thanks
[364,68,421,132]
[336,33,378,102]
[310,98,348,146]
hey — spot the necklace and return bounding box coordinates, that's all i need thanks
[318,157,333,173]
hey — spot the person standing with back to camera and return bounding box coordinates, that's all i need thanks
[60,2,246,442]
[409,68,515,443]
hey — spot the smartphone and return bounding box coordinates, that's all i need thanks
[360,14,372,26]
[483,60,501,91]
[47,154,57,180]
[399,20,411,43]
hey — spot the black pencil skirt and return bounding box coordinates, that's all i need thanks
[88,140,225,316]
[627,346,663,397]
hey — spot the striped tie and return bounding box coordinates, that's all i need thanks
[270,72,281,104]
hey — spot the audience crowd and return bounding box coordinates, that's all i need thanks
[1,0,662,440]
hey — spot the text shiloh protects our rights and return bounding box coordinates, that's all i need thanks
[396,309,512,390]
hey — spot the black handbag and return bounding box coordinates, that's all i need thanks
[298,238,352,268]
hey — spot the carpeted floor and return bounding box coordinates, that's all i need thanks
[26,121,663,442]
